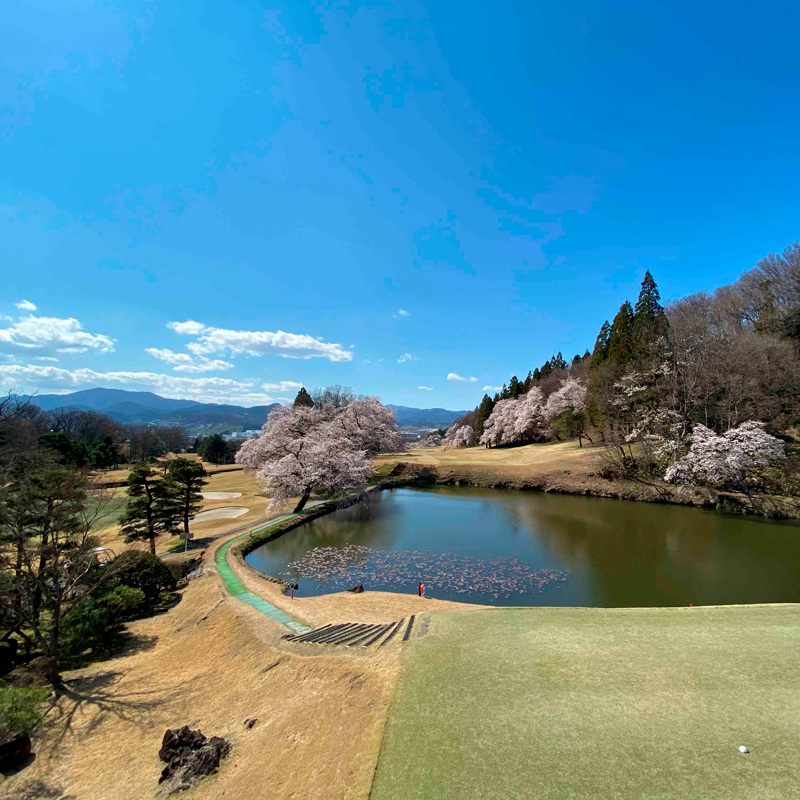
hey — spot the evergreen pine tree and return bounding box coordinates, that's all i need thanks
[589,320,611,370]
[474,395,495,438]
[293,387,314,408]
[523,371,533,392]
[165,458,209,539]
[606,302,634,364]
[631,270,669,356]
[121,466,182,554]
[508,375,521,398]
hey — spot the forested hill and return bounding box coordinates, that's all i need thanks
[28,389,467,430]
[29,388,279,428]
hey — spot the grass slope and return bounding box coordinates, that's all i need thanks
[372,605,800,799]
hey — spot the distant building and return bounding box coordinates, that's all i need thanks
[222,429,261,441]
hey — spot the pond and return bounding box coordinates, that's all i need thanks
[245,486,800,607]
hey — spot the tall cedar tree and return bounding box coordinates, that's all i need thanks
[293,387,315,408]
[121,465,181,554]
[474,395,495,438]
[590,320,611,369]
[165,458,208,537]
[632,270,669,354]
[606,301,634,364]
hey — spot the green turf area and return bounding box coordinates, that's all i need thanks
[88,494,128,532]
[372,605,800,799]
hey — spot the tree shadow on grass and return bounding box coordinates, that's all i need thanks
[40,667,193,751]
[0,778,76,800]
[60,630,159,673]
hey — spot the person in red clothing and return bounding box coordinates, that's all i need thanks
[418,581,424,597]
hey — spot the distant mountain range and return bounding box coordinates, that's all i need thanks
[30,388,280,429]
[386,405,468,427]
[29,388,466,430]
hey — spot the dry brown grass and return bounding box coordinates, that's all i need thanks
[379,440,597,470]
[91,455,243,486]
[375,441,705,505]
[3,540,407,800]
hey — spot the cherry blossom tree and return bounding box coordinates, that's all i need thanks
[332,397,405,455]
[442,423,459,445]
[237,397,402,512]
[545,377,586,418]
[452,425,476,448]
[544,377,591,446]
[512,387,545,442]
[665,420,785,488]
[479,398,516,447]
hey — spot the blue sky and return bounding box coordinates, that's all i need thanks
[1,0,798,408]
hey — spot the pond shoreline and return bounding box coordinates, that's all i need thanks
[381,462,800,521]
[237,468,799,599]
[242,483,800,607]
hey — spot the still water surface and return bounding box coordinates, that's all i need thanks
[245,487,800,607]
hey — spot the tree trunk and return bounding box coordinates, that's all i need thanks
[293,487,313,514]
[149,535,156,555]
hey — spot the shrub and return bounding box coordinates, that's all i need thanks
[61,583,146,655]
[0,686,47,740]
[110,550,176,606]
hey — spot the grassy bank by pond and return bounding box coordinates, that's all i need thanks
[372,604,800,800]
[376,441,800,519]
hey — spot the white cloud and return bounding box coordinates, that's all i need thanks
[0,315,115,355]
[167,320,206,336]
[482,385,503,392]
[0,364,282,406]
[146,347,232,373]
[36,356,60,363]
[261,380,303,392]
[447,372,477,382]
[15,300,37,311]
[146,347,193,366]
[397,353,415,363]
[167,320,352,362]
[417,385,433,391]
[393,309,409,318]
[174,359,234,374]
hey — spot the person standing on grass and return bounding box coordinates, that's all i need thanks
[419,581,424,597]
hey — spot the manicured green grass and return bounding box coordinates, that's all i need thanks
[372,605,800,799]
[88,494,128,532]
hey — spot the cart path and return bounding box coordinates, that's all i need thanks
[214,512,313,635]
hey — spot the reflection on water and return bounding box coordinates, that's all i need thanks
[245,486,800,607]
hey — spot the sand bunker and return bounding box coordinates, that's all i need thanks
[192,506,249,522]
[201,491,243,500]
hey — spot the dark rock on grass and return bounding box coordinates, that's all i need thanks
[244,718,257,729]
[347,583,365,593]
[0,733,32,773]
[0,639,19,676]
[158,726,230,794]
